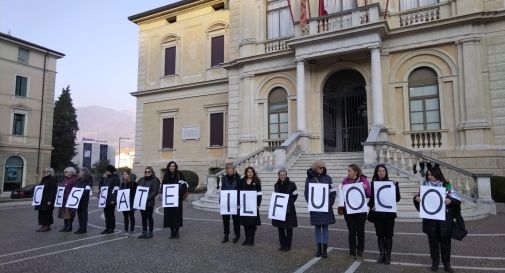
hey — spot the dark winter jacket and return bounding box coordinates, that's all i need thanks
[162,172,187,228]
[75,175,93,209]
[35,175,58,211]
[239,177,262,226]
[99,173,120,206]
[367,179,401,219]
[304,168,336,226]
[272,177,298,229]
[120,180,138,211]
[61,175,78,208]
[137,175,160,208]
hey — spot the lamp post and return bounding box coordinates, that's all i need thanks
[118,137,131,168]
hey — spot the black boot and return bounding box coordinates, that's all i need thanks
[249,236,254,246]
[175,228,180,239]
[315,244,322,257]
[377,237,385,263]
[232,234,240,243]
[384,238,392,265]
[322,244,328,258]
[146,231,153,239]
[242,237,250,246]
[137,231,147,239]
[59,220,68,232]
[222,234,229,243]
[65,219,73,232]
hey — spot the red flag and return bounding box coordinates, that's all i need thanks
[319,0,328,16]
[300,0,309,30]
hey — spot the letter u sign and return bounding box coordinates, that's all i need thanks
[308,183,329,212]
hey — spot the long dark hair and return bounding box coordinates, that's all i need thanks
[372,164,389,182]
[164,161,179,181]
[426,165,447,184]
[244,166,260,185]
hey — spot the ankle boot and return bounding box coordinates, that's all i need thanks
[59,220,68,232]
[377,237,385,264]
[65,220,73,232]
[322,244,328,258]
[384,238,392,265]
[137,231,147,239]
[222,234,229,243]
[315,244,322,257]
[242,237,250,246]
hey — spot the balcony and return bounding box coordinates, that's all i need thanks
[403,129,449,150]
[263,36,292,53]
[399,5,440,27]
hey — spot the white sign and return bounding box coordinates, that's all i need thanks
[116,189,131,212]
[133,186,150,210]
[268,193,289,221]
[65,188,85,209]
[420,186,446,221]
[240,191,257,217]
[98,186,109,208]
[308,183,329,212]
[54,186,65,208]
[374,181,397,213]
[343,183,368,214]
[338,184,344,207]
[32,185,45,206]
[181,126,200,141]
[162,184,179,208]
[220,190,238,215]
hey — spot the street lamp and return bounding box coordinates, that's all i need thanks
[118,137,131,168]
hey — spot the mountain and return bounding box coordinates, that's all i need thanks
[76,106,135,152]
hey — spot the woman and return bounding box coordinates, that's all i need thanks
[162,161,188,239]
[99,165,120,234]
[120,170,137,236]
[341,164,371,259]
[219,163,241,243]
[304,160,336,258]
[35,167,58,232]
[414,166,460,273]
[58,167,78,232]
[272,168,298,252]
[367,164,401,264]
[74,167,93,234]
[137,167,160,239]
[239,166,262,246]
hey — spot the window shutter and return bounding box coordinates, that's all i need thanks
[162,118,174,149]
[211,36,224,67]
[210,113,224,146]
[164,47,176,76]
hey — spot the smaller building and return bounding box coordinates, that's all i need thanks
[72,138,115,170]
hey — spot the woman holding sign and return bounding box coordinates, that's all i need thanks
[137,166,160,239]
[219,163,241,243]
[120,170,137,236]
[162,161,188,239]
[74,167,93,234]
[341,164,371,260]
[239,167,262,246]
[414,166,460,273]
[367,164,401,264]
[99,165,121,234]
[272,168,298,252]
[35,168,58,232]
[57,167,78,232]
[304,160,336,258]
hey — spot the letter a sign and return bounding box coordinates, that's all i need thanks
[116,189,131,212]
[308,183,329,212]
[420,186,446,221]
[220,190,238,215]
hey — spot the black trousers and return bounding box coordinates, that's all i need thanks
[344,212,367,255]
[374,217,395,238]
[222,215,240,236]
[76,207,88,231]
[428,235,452,267]
[104,205,115,231]
[38,210,53,226]
[244,225,257,240]
[141,207,154,232]
[277,227,293,248]
[123,211,135,231]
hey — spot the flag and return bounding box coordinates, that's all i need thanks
[300,0,309,31]
[319,0,328,16]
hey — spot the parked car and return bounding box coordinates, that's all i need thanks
[10,184,36,199]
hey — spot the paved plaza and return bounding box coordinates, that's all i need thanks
[0,198,504,273]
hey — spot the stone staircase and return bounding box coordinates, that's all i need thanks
[193,152,490,221]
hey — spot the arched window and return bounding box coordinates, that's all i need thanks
[408,67,440,131]
[268,88,288,139]
[4,156,23,191]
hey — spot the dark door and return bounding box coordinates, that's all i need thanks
[323,70,368,152]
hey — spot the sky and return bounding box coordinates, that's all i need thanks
[0,0,179,111]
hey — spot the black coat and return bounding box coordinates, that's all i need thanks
[367,180,401,219]
[120,180,138,211]
[75,176,93,210]
[99,174,120,206]
[137,176,160,208]
[162,172,187,228]
[413,182,461,238]
[239,177,262,226]
[304,168,336,226]
[272,178,298,229]
[36,175,58,211]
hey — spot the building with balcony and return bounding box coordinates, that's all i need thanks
[0,32,64,192]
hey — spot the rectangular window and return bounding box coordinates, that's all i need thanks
[211,35,224,67]
[18,48,29,64]
[164,47,176,76]
[15,76,27,97]
[267,0,293,39]
[12,113,25,135]
[400,0,438,10]
[99,145,108,161]
[162,117,175,149]
[210,112,224,147]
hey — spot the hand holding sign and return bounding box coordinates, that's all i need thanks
[420,186,446,221]
[220,190,238,215]
[162,184,179,208]
[308,183,329,212]
[268,193,289,221]
[32,185,45,206]
[343,183,368,214]
[373,181,397,213]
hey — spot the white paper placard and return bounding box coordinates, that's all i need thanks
[116,189,131,212]
[420,185,446,221]
[308,183,329,212]
[162,184,179,208]
[343,183,368,214]
[54,186,65,208]
[32,185,45,206]
[338,184,344,207]
[133,186,150,210]
[268,192,289,221]
[220,190,238,215]
[65,187,85,209]
[374,181,397,213]
[98,186,109,208]
[240,191,257,217]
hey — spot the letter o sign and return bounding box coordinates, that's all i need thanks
[422,189,443,215]
[346,186,365,210]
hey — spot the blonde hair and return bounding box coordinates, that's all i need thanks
[311,160,326,172]
[64,167,76,175]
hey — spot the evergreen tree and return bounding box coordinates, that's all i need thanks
[51,85,79,171]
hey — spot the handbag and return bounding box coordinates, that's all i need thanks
[451,212,468,241]
[337,206,345,215]
[367,209,376,223]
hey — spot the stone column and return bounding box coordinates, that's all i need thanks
[370,46,384,127]
[296,60,306,132]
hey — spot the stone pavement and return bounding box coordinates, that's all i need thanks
[0,198,504,273]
